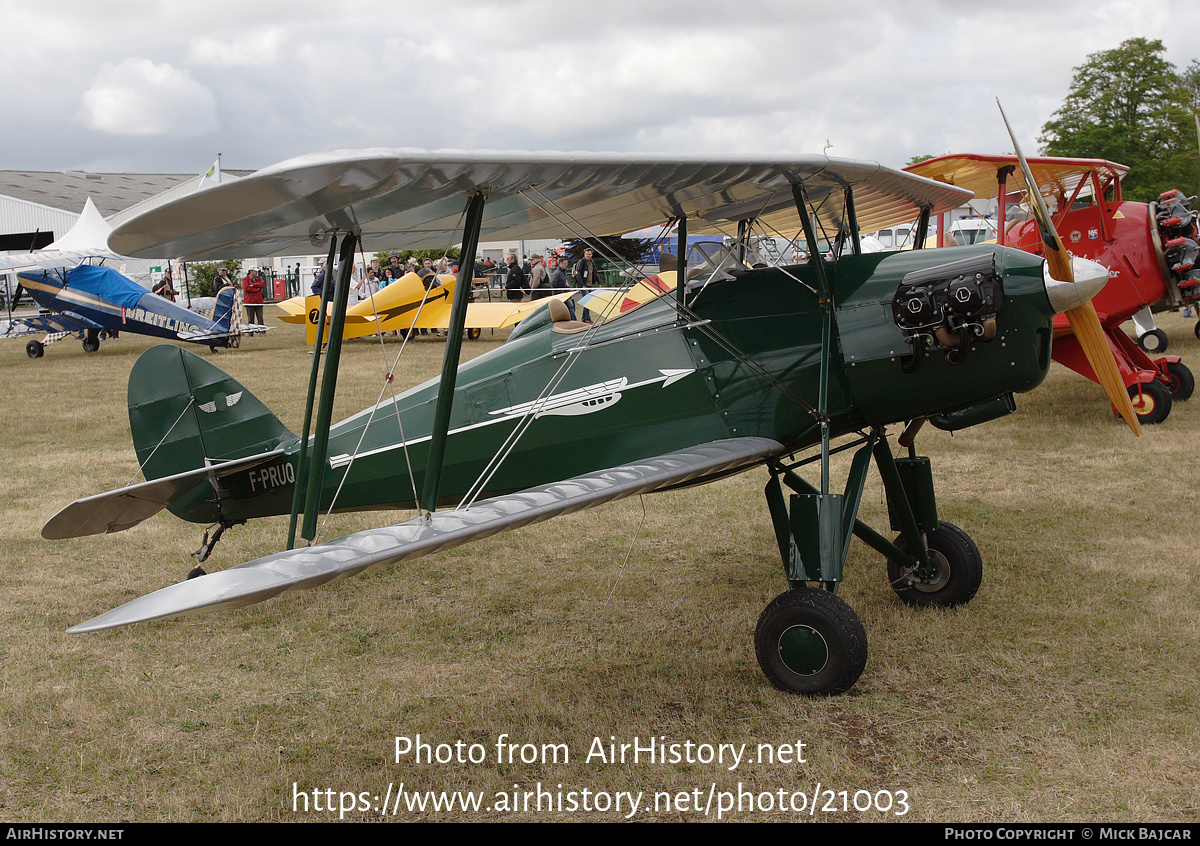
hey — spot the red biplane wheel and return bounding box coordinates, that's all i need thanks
[754,588,867,696]
[1128,381,1172,425]
[886,521,982,608]
[1162,361,1194,401]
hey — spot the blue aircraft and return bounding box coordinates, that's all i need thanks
[3,262,263,358]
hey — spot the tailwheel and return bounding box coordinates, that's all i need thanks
[887,521,982,608]
[1128,380,1172,425]
[1162,361,1194,401]
[754,588,867,696]
[1137,328,1169,353]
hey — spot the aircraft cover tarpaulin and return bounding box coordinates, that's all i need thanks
[65,264,149,309]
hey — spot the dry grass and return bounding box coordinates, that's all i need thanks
[1,313,1197,822]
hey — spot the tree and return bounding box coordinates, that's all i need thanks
[1039,38,1198,201]
[562,235,655,268]
[185,260,242,298]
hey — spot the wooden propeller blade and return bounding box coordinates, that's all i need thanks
[996,100,1075,280]
[1065,301,1140,435]
[998,99,1139,435]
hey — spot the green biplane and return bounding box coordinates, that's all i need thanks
[44,145,1134,696]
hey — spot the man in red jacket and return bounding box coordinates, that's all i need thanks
[242,267,265,324]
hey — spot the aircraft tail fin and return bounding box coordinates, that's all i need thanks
[211,286,240,336]
[43,346,298,538]
[128,345,296,485]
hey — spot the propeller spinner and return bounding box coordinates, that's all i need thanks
[997,100,1141,435]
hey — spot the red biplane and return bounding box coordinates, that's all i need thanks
[908,153,1198,424]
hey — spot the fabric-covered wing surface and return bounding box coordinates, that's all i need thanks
[109,150,972,260]
[906,154,1130,204]
[69,436,785,632]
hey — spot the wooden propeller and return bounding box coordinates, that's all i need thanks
[997,100,1140,435]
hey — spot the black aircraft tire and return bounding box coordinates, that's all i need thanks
[1164,362,1195,401]
[754,588,868,696]
[82,333,100,353]
[466,327,482,340]
[887,521,983,608]
[1137,328,1169,353]
[25,340,43,359]
[1129,380,1172,425]
[1194,322,1200,340]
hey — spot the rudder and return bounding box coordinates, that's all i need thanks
[211,285,240,336]
[129,345,296,483]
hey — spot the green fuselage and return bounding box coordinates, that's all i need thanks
[169,245,1054,525]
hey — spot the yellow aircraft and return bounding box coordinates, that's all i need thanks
[578,270,677,320]
[277,270,562,343]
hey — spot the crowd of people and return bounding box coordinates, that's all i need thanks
[150,248,607,328]
[503,248,598,322]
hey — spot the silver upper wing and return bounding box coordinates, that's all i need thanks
[108,149,973,260]
[68,437,785,632]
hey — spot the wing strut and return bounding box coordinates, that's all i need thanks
[292,230,360,545]
[675,215,687,316]
[287,233,341,549]
[420,189,488,514]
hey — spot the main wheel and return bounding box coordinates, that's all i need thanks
[81,332,100,353]
[887,521,982,608]
[1129,380,1172,425]
[754,588,868,696]
[25,339,43,358]
[466,327,482,340]
[1162,361,1194,401]
[1137,328,1169,353]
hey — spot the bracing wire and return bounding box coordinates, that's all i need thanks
[309,204,470,542]
[602,495,648,609]
[128,396,196,487]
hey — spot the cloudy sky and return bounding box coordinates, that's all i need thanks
[4,0,1198,177]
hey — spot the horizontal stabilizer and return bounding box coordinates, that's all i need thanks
[68,437,784,632]
[177,323,271,341]
[42,449,287,540]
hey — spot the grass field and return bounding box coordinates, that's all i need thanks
[0,313,1197,822]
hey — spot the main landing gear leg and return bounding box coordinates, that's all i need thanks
[755,429,983,695]
[757,433,878,696]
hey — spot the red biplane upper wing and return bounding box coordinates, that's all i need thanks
[906,154,1130,205]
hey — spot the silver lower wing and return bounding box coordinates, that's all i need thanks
[69,437,785,633]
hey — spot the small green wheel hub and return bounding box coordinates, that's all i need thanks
[755,588,868,696]
[777,623,830,676]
